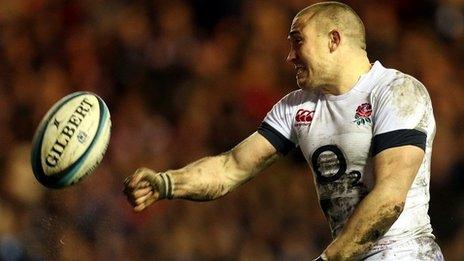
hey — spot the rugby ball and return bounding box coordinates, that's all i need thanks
[31,91,111,188]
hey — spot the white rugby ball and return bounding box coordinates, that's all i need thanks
[31,91,111,188]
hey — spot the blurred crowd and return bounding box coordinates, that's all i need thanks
[0,0,463,260]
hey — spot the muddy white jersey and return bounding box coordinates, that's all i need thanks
[258,61,438,258]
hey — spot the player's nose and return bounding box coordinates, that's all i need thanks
[286,49,297,64]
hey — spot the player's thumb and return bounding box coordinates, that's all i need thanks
[129,167,155,188]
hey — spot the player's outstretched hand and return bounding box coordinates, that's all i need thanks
[123,167,165,212]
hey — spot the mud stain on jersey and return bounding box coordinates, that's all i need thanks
[413,172,428,187]
[320,196,362,237]
[414,237,444,260]
[390,74,427,119]
[416,99,432,133]
[319,183,369,237]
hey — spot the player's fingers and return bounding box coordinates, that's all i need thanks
[123,179,151,196]
[132,187,153,198]
[130,168,156,188]
[135,190,153,205]
[127,174,142,188]
[133,203,146,212]
[133,200,151,212]
[134,195,157,212]
[137,180,150,189]
[124,186,151,202]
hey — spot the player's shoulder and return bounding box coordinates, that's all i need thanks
[371,66,430,103]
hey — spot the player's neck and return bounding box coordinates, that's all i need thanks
[321,55,371,96]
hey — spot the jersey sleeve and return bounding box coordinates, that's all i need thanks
[371,74,430,156]
[258,93,298,155]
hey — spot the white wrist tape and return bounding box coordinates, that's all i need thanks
[159,172,173,199]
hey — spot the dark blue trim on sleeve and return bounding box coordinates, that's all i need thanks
[258,122,295,155]
[372,129,427,156]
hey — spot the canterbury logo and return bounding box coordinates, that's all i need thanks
[295,109,315,126]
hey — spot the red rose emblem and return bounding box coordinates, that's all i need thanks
[354,103,372,126]
[355,103,372,118]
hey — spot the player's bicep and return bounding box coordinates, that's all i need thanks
[229,132,280,177]
[373,145,424,195]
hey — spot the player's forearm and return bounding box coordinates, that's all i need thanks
[323,185,405,260]
[164,151,277,201]
[164,153,238,201]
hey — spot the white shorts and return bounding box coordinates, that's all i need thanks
[362,236,444,261]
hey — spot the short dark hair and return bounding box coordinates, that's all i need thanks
[297,2,366,50]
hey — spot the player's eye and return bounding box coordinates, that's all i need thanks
[293,38,303,46]
[290,39,303,49]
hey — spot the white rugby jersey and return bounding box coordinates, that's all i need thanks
[258,61,438,257]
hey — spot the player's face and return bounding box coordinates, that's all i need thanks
[286,16,330,90]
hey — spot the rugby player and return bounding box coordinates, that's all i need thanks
[124,2,443,260]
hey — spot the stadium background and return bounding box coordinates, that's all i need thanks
[0,0,463,259]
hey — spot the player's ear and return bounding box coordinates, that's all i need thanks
[329,30,341,53]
